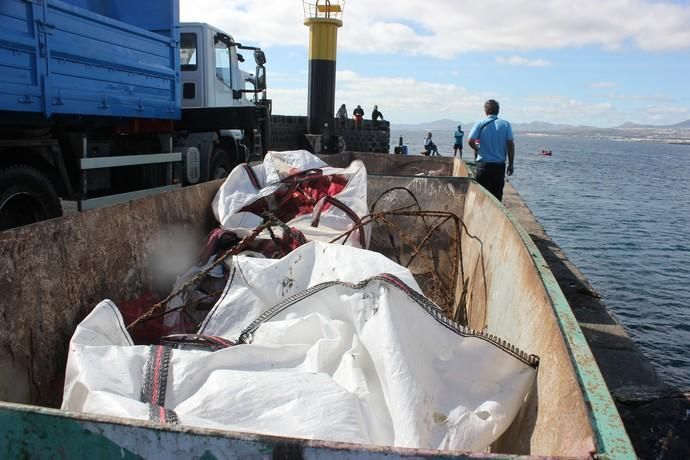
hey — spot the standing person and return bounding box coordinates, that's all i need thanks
[453,124,464,158]
[424,132,439,156]
[468,99,514,202]
[336,103,348,128]
[353,105,364,130]
[371,105,384,126]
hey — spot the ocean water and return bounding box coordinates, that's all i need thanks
[392,130,690,389]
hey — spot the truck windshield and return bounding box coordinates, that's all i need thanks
[180,33,197,71]
[215,41,232,90]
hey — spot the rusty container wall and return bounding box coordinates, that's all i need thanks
[460,182,596,456]
[452,157,472,178]
[0,181,221,407]
[363,176,596,457]
[320,152,470,177]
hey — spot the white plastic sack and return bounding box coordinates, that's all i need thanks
[211,150,370,248]
[63,242,537,452]
[198,241,421,339]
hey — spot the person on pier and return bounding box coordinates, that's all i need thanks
[353,105,364,130]
[453,125,464,158]
[336,104,348,128]
[468,99,515,202]
[371,105,384,127]
[424,132,439,156]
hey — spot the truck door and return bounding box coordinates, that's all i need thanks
[212,37,236,108]
[180,31,204,108]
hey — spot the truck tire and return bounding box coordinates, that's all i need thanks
[0,165,63,231]
[210,146,237,180]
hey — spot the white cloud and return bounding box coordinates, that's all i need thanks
[601,92,672,103]
[496,56,550,67]
[270,87,308,116]
[269,70,486,123]
[269,70,690,126]
[640,104,690,122]
[181,1,307,48]
[181,0,690,57]
[512,96,618,125]
[268,72,687,127]
[589,81,617,89]
[513,95,690,126]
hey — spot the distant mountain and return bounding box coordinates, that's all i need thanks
[390,118,690,144]
[512,121,598,132]
[392,119,596,132]
[614,119,690,129]
[392,118,690,134]
[668,119,690,129]
[512,121,562,131]
[615,122,655,129]
[394,119,464,131]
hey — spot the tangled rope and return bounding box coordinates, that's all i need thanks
[127,187,471,330]
[331,186,468,317]
[127,213,288,331]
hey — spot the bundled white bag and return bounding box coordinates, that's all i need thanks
[211,150,370,248]
[198,241,420,339]
[63,242,537,452]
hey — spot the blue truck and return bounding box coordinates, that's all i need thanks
[0,0,270,230]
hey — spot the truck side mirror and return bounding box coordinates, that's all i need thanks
[255,66,266,92]
[254,50,266,66]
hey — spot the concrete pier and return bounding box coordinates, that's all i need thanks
[503,182,690,459]
[270,115,391,153]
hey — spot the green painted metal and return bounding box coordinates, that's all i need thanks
[0,402,528,459]
[0,405,142,460]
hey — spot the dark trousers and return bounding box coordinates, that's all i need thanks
[476,162,506,201]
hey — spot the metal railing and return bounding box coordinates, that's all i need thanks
[302,0,345,20]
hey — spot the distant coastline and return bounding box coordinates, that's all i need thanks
[519,131,690,145]
[392,118,690,145]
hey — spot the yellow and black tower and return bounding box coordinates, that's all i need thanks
[303,1,344,136]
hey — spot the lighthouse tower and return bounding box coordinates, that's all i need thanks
[302,1,344,136]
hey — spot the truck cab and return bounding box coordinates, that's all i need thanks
[176,23,270,180]
[180,23,261,110]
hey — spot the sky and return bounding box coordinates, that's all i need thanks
[181,0,690,127]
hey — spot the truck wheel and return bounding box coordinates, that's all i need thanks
[0,165,62,231]
[210,147,235,180]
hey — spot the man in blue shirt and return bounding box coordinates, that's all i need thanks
[453,125,464,158]
[468,100,515,202]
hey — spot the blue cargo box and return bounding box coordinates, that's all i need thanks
[0,0,180,120]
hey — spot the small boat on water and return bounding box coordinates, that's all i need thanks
[538,149,553,156]
[0,153,633,458]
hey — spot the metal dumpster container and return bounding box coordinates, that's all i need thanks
[0,154,633,458]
